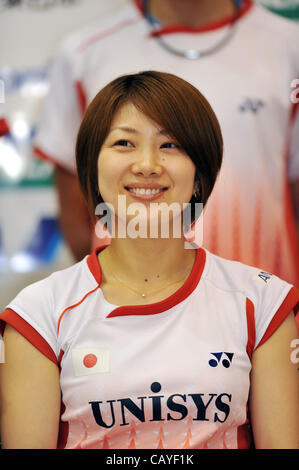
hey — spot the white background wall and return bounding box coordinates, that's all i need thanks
[0,0,127,68]
[0,0,128,309]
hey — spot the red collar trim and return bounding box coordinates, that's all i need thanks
[87,245,206,318]
[134,0,254,36]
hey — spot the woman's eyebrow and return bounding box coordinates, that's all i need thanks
[110,126,169,136]
[110,126,139,134]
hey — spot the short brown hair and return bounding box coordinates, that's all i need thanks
[76,70,223,224]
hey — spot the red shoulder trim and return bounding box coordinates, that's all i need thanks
[256,286,299,349]
[0,308,57,365]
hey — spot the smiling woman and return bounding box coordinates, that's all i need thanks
[95,101,197,241]
[76,71,223,226]
[0,71,298,450]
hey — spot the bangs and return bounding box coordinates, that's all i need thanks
[115,72,201,156]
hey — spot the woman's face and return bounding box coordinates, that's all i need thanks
[97,102,196,236]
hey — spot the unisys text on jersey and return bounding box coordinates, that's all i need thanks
[88,381,232,429]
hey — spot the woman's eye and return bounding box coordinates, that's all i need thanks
[161,142,179,149]
[114,140,133,147]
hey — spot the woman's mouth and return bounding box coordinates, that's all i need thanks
[124,186,168,200]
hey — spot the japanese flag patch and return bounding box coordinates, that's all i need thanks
[72,348,110,376]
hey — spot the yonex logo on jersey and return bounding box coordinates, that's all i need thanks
[208,352,234,368]
[72,348,110,376]
[239,98,265,114]
[253,270,274,284]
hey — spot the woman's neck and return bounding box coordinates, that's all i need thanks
[99,236,196,288]
[148,0,237,29]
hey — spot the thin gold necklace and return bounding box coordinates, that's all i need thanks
[105,261,191,298]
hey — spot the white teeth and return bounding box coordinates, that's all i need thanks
[129,188,163,195]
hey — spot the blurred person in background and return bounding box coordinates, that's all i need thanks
[33,0,299,290]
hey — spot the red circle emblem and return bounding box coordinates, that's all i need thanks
[83,353,98,368]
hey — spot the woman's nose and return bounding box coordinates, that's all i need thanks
[131,147,163,177]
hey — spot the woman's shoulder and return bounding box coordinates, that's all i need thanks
[203,248,276,286]
[202,249,299,349]
[1,256,97,333]
[202,248,296,307]
[0,256,98,363]
[9,256,94,308]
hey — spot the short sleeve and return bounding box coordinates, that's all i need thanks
[248,269,299,351]
[33,42,82,174]
[0,277,58,365]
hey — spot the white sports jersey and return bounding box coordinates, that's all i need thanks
[33,0,299,286]
[1,246,298,449]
